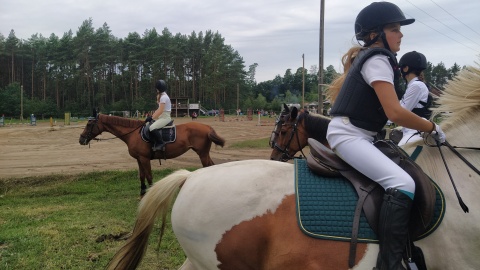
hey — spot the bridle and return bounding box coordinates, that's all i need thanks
[80,116,101,146]
[80,115,144,146]
[269,114,307,161]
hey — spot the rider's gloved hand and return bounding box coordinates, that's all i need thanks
[432,122,446,143]
[145,116,153,123]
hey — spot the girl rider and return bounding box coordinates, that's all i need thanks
[326,2,445,269]
[398,51,432,146]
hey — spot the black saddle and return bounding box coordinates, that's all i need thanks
[141,120,175,143]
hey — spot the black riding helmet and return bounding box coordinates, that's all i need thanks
[155,80,167,93]
[399,51,427,70]
[355,2,415,50]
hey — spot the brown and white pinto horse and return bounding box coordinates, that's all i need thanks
[107,66,480,269]
[79,113,225,196]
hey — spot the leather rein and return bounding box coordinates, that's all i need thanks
[428,137,480,213]
[81,116,144,146]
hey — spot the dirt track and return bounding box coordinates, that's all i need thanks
[0,116,278,179]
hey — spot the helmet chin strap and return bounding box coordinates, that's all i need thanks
[363,31,392,53]
[380,32,391,52]
[363,32,380,47]
[401,69,409,80]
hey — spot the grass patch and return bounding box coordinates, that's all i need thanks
[229,137,270,149]
[0,169,192,270]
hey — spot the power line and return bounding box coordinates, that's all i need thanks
[404,0,480,48]
[428,0,480,38]
[405,14,480,54]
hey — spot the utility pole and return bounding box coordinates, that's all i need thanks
[20,85,24,121]
[236,83,239,111]
[302,54,305,109]
[318,0,325,115]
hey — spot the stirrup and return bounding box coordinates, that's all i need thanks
[152,143,165,151]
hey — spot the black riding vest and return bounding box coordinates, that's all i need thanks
[412,89,433,119]
[330,48,403,132]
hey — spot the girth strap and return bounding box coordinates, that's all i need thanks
[349,181,378,268]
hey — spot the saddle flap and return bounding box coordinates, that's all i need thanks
[306,139,437,239]
[307,138,352,172]
[306,138,382,232]
[374,140,437,238]
[306,153,341,177]
[141,125,151,142]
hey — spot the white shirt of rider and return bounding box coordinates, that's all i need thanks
[400,78,429,111]
[159,93,172,112]
[361,54,394,87]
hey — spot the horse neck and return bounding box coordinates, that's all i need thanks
[405,111,480,212]
[99,115,140,141]
[301,113,329,146]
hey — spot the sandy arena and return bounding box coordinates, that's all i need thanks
[0,115,280,179]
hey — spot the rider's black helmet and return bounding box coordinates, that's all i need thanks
[399,51,427,70]
[355,2,415,41]
[155,80,167,93]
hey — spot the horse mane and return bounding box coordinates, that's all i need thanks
[99,114,142,128]
[432,64,480,131]
[299,110,331,143]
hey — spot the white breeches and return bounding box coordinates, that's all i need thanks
[149,112,172,131]
[327,117,415,194]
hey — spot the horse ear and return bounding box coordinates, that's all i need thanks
[283,103,290,113]
[291,106,298,119]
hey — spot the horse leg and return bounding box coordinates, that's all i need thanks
[141,158,154,187]
[195,141,215,167]
[197,152,214,167]
[137,159,153,196]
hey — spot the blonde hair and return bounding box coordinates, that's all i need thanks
[326,30,386,103]
[326,46,363,103]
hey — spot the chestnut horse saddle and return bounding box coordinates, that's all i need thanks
[140,120,176,144]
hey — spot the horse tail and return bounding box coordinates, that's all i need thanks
[208,127,226,147]
[106,169,191,270]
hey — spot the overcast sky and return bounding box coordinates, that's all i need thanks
[2,0,479,82]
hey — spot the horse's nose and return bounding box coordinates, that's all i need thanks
[79,137,87,145]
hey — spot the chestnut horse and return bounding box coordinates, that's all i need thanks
[79,113,225,195]
[107,65,480,269]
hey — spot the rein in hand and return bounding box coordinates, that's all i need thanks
[425,133,478,213]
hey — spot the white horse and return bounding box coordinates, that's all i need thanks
[107,66,480,269]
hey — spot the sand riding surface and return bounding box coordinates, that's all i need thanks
[0,116,278,179]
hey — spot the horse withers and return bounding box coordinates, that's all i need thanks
[79,112,225,196]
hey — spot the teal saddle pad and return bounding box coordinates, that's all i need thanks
[294,158,446,243]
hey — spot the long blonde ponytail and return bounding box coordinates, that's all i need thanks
[326,46,364,103]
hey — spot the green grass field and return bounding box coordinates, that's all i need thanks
[0,169,188,270]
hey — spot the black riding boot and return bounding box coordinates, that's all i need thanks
[375,188,413,270]
[151,129,165,151]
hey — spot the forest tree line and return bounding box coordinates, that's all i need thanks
[0,18,464,118]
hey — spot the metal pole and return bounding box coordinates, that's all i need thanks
[318,0,325,115]
[20,85,23,121]
[302,54,305,109]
